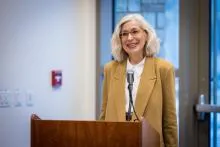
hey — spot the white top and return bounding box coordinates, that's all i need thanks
[125,57,145,112]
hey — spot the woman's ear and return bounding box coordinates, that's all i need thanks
[145,36,148,43]
[144,31,148,41]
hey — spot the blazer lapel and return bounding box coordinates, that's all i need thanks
[112,61,126,121]
[133,57,157,119]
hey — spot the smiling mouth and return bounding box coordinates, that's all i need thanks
[127,43,138,48]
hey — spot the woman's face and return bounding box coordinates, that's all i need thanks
[120,20,147,59]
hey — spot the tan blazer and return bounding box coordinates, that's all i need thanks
[100,57,178,147]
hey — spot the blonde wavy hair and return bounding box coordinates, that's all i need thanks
[111,14,160,62]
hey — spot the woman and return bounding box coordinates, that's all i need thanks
[99,14,178,147]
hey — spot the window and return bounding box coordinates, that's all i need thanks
[114,0,179,133]
[210,0,220,146]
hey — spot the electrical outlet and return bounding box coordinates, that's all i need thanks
[13,90,22,107]
[26,92,33,107]
[0,91,10,108]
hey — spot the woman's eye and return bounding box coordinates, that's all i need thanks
[132,30,139,34]
[121,32,128,37]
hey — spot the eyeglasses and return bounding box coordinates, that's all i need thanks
[119,29,143,39]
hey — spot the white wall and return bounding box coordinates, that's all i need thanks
[0,0,96,147]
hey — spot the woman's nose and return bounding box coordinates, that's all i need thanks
[127,33,134,40]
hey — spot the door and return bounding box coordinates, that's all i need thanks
[180,0,220,147]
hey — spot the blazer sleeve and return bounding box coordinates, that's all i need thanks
[99,65,108,120]
[162,66,178,147]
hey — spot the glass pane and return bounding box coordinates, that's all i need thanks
[114,12,127,27]
[163,0,179,69]
[210,0,220,146]
[157,12,166,29]
[143,12,156,28]
[142,0,158,3]
[157,29,165,43]
[128,0,140,11]
[115,0,127,12]
[175,77,180,127]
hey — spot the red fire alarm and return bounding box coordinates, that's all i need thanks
[51,70,62,88]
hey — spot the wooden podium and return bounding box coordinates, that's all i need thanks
[31,114,160,147]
